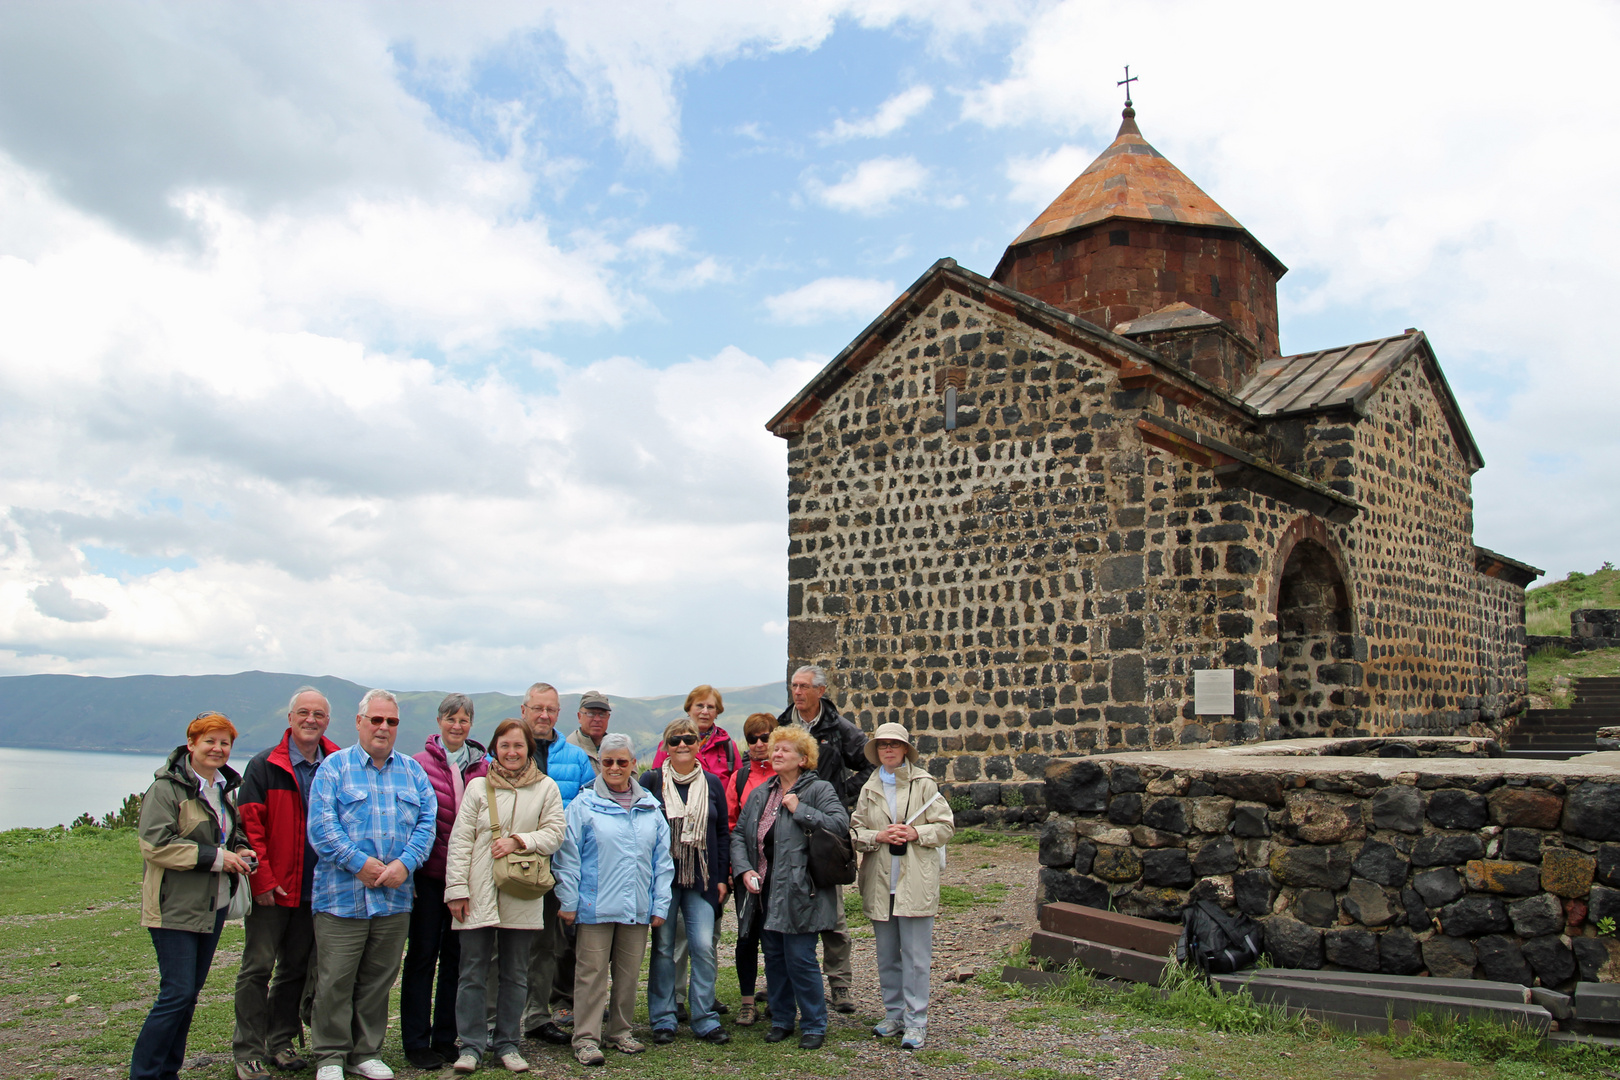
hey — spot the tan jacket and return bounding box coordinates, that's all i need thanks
[850,764,955,919]
[444,774,566,930]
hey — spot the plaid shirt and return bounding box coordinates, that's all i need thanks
[307,744,437,918]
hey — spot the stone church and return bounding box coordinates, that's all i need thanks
[766,106,1541,787]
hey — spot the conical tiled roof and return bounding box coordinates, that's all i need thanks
[1010,108,1249,246]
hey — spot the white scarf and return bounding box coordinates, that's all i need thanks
[661,761,710,888]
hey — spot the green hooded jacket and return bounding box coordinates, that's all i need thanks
[139,745,246,932]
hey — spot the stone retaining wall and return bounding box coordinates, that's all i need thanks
[1038,741,1620,988]
[1526,608,1620,656]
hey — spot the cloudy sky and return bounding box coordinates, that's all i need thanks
[0,1,1614,697]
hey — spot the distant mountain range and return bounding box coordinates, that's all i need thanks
[0,671,787,759]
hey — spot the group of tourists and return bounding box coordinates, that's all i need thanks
[129,665,955,1080]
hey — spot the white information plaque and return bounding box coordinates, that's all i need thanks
[1194,669,1236,716]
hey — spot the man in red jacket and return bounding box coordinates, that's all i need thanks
[231,687,341,1080]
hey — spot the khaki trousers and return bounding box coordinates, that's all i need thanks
[571,922,648,1048]
[310,912,410,1069]
[821,890,852,991]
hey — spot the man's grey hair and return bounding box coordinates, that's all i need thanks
[793,665,828,689]
[599,732,635,757]
[286,686,328,716]
[357,688,398,715]
[525,682,557,700]
[437,693,474,721]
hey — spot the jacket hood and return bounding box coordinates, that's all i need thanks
[158,743,242,793]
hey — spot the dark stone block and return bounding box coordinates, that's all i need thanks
[1402,887,1432,929]
[1523,935,1577,988]
[1233,868,1274,916]
[1110,766,1145,793]
[1231,803,1270,838]
[1475,934,1533,986]
[1598,843,1620,887]
[1379,926,1425,975]
[1296,889,1338,927]
[1324,928,1380,972]
[1193,837,1239,877]
[1142,848,1193,888]
[1422,935,1477,979]
[1098,554,1143,592]
[1047,760,1110,814]
[1419,867,1470,906]
[1342,878,1395,927]
[1411,834,1484,867]
[1588,884,1620,925]
[969,782,1001,807]
[1038,818,1077,868]
[1263,917,1323,969]
[1439,896,1510,937]
[1352,841,1408,887]
[1563,783,1620,841]
[1040,869,1110,910]
[1270,845,1353,889]
[1574,936,1612,982]
[1142,797,1189,834]
[1213,774,1285,805]
[1502,828,1544,864]
[1426,789,1488,831]
[1508,892,1565,938]
[1108,791,1143,825]
[1370,785,1424,833]
[1074,841,1096,876]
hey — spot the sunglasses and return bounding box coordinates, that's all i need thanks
[600,757,635,768]
[666,734,699,746]
[747,734,771,745]
[363,715,400,727]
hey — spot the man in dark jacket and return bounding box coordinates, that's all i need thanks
[232,688,341,1080]
[774,665,867,1013]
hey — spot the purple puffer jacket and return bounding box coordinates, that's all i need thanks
[414,734,489,880]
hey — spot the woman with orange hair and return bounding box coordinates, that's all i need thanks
[131,712,257,1080]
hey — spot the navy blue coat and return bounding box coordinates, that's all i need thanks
[639,768,731,909]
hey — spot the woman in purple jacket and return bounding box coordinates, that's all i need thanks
[400,694,489,1069]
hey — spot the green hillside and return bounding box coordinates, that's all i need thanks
[1525,563,1620,637]
[0,672,785,759]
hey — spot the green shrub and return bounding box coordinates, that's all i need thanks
[1002,786,1026,807]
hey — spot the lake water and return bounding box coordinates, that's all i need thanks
[0,746,171,830]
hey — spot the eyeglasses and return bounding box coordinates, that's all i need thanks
[666,734,699,746]
[746,734,771,745]
[363,715,400,727]
[600,757,634,768]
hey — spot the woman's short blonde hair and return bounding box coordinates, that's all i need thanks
[683,685,724,715]
[768,725,817,769]
[662,717,700,745]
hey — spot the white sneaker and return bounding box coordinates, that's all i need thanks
[900,1028,925,1050]
[453,1052,480,1074]
[347,1061,394,1080]
[316,1069,343,1080]
[499,1051,530,1072]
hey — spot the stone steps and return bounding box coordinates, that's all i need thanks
[1504,677,1620,758]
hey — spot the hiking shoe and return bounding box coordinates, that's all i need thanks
[552,1008,574,1027]
[675,1001,690,1023]
[763,1028,792,1043]
[499,1051,530,1072]
[347,1061,394,1080]
[798,1033,824,1050]
[828,987,854,1014]
[697,1028,730,1045]
[573,1043,604,1067]
[237,1061,272,1080]
[715,1000,730,1015]
[452,1052,480,1074]
[652,1029,676,1045]
[404,1048,444,1070]
[271,1049,309,1072]
[527,1021,570,1045]
[872,1018,903,1037]
[734,1002,758,1027]
[605,1035,645,1055]
[901,1029,926,1050]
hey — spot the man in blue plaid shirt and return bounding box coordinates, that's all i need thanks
[306,689,437,1080]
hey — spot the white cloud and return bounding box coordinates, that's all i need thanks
[821,85,934,142]
[764,277,897,324]
[1005,144,1095,208]
[807,156,930,214]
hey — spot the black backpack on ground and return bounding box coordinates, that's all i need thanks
[1177,900,1263,974]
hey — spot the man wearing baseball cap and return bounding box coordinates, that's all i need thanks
[567,691,615,774]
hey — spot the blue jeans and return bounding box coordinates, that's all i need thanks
[649,889,719,1034]
[761,929,826,1036]
[130,909,227,1080]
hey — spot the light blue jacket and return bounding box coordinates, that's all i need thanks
[553,777,673,925]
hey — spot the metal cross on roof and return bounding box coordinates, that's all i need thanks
[1118,65,1138,108]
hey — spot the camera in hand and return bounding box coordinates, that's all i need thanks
[888,840,908,856]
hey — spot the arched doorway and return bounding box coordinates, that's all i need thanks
[1271,523,1364,737]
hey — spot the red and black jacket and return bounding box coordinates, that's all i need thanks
[238,729,340,907]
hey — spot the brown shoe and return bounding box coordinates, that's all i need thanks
[829,987,855,1014]
[573,1042,604,1067]
[735,1002,758,1027]
[605,1035,645,1055]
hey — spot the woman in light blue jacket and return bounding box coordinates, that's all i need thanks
[553,733,674,1066]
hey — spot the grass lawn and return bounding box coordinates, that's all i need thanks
[1525,647,1620,706]
[1525,566,1620,638]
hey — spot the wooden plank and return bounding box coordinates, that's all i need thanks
[1038,901,1181,956]
[1031,929,1170,984]
[1213,975,1551,1034]
[999,966,1071,990]
[1242,968,1530,1004]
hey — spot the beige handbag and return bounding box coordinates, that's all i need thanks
[488,787,553,900]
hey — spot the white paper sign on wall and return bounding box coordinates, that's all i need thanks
[1194,669,1236,716]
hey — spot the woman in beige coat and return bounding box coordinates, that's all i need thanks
[850,723,954,1051]
[445,719,566,1073]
